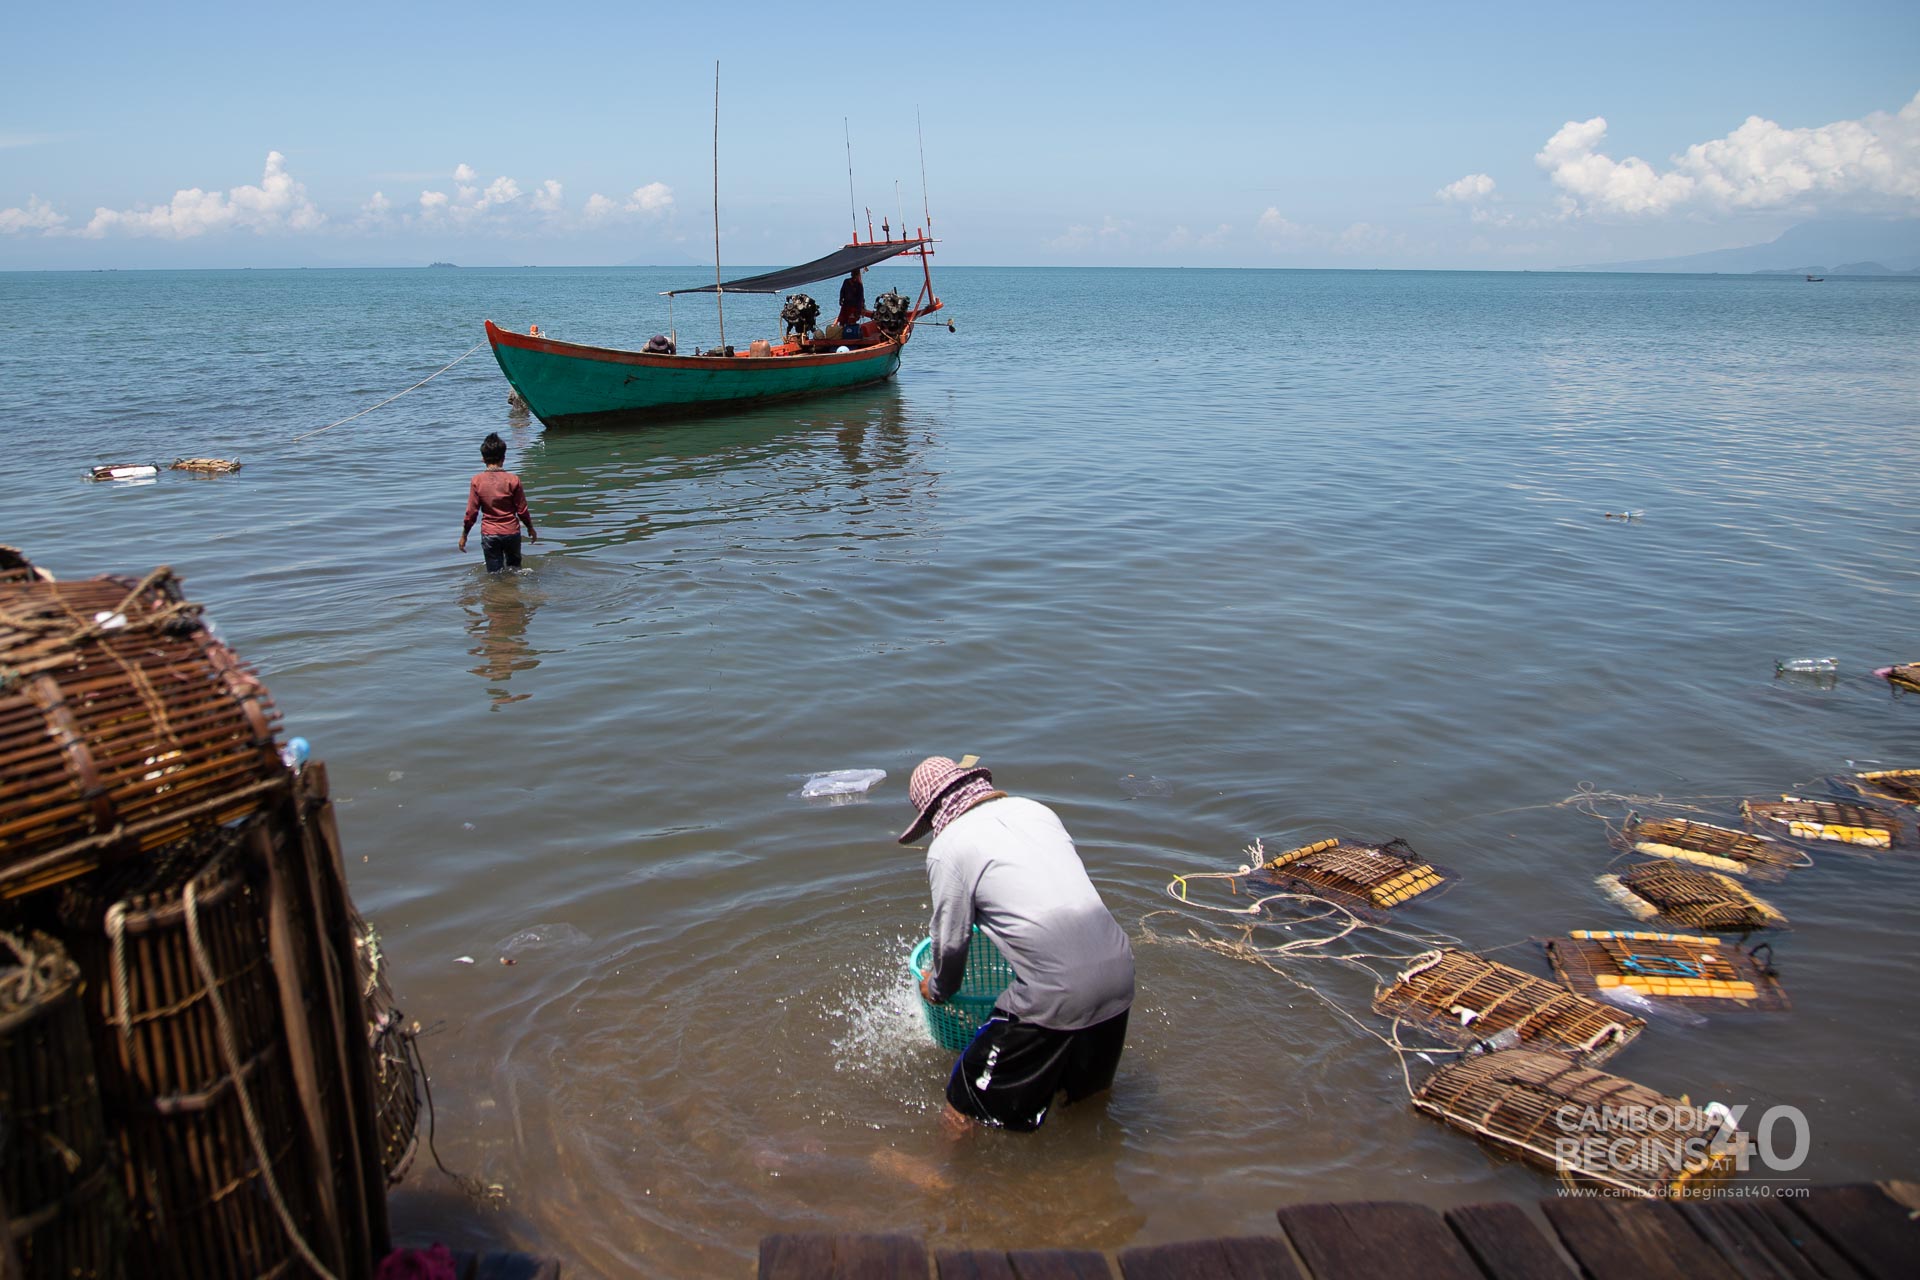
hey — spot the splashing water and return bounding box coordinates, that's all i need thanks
[828,934,942,1078]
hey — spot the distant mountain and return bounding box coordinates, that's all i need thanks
[1573,217,1920,274]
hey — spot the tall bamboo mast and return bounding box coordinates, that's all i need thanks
[712,60,725,348]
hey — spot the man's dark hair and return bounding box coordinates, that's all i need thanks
[480,432,507,465]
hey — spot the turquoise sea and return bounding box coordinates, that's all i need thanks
[11,264,1920,1273]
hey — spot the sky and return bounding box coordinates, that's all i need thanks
[3,0,1917,270]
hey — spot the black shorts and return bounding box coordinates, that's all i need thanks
[945,1007,1129,1132]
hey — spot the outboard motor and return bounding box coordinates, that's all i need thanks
[872,289,911,338]
[780,293,819,338]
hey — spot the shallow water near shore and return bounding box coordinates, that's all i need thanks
[12,264,1920,1274]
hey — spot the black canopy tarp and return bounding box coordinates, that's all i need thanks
[666,239,929,296]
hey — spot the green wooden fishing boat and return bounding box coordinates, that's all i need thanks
[485,237,943,428]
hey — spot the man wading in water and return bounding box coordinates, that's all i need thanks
[902,756,1135,1134]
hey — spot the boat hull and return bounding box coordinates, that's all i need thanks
[485,321,903,427]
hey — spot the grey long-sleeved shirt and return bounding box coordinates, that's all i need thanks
[924,795,1135,1031]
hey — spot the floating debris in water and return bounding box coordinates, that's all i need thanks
[1545,929,1788,1012]
[170,457,242,475]
[1374,948,1641,1064]
[793,768,887,803]
[454,956,475,965]
[87,463,157,482]
[1119,773,1174,799]
[1603,510,1644,521]
[1775,656,1837,675]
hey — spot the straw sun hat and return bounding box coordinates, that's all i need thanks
[897,755,996,845]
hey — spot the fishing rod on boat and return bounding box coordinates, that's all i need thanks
[843,119,858,242]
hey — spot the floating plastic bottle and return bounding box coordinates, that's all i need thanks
[279,736,311,771]
[1775,657,1838,675]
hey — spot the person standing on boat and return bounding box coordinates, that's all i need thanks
[459,432,538,572]
[902,756,1135,1134]
[837,268,872,333]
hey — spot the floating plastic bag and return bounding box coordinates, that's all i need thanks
[793,768,887,802]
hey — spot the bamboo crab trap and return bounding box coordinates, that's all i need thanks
[57,834,331,1280]
[169,459,242,475]
[1742,796,1901,850]
[1257,837,1451,917]
[1852,769,1920,808]
[1,930,122,1279]
[351,908,421,1184]
[1598,863,1787,933]
[1411,1048,1744,1199]
[1621,816,1805,880]
[1876,662,1920,693]
[1372,949,1642,1065]
[1543,930,1788,1012]
[0,568,285,899]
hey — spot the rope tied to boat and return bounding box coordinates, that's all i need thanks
[292,339,486,443]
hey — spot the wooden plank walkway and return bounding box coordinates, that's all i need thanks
[758,1182,1918,1280]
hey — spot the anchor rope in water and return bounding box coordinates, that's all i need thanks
[292,339,486,442]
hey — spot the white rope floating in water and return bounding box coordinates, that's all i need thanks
[292,339,486,442]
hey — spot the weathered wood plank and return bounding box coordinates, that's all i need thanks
[473,1251,562,1280]
[1276,1202,1483,1280]
[1445,1202,1573,1280]
[1788,1183,1920,1280]
[761,1233,925,1278]
[1002,1250,1114,1280]
[934,1250,1021,1280]
[1680,1199,1862,1280]
[1119,1235,1302,1280]
[1539,1198,1725,1280]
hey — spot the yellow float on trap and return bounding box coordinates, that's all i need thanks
[1544,930,1788,1012]
[1622,817,1801,880]
[1741,795,1897,849]
[1411,1048,1745,1199]
[1258,837,1449,917]
[1372,948,1642,1065]
[1598,863,1787,933]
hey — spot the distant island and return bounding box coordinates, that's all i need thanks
[1571,217,1920,274]
[428,261,458,269]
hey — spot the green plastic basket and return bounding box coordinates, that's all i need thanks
[908,927,1015,1053]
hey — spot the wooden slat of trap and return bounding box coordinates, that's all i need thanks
[762,1233,929,1279]
[1678,1199,1863,1280]
[1443,1203,1573,1280]
[934,1251,1021,1280]
[1787,1183,1920,1280]
[1538,1198,1727,1280]
[1119,1236,1302,1280]
[1275,1202,1483,1280]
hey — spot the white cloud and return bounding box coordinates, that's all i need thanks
[419,190,449,213]
[1255,206,1315,243]
[627,182,673,214]
[1438,173,1496,202]
[1047,215,1130,252]
[583,192,618,222]
[1539,90,1920,217]
[453,163,477,183]
[531,179,563,213]
[0,196,67,234]
[1165,222,1232,250]
[78,151,324,239]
